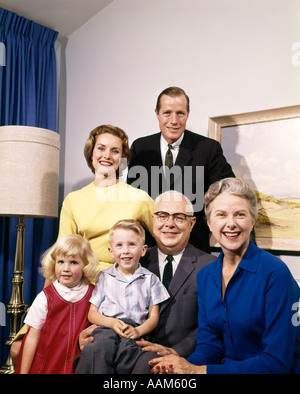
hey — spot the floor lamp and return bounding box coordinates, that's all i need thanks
[0,126,60,374]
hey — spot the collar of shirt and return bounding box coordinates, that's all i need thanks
[105,262,150,283]
[53,279,89,302]
[160,132,184,165]
[157,249,184,280]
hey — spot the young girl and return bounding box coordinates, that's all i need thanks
[15,234,99,374]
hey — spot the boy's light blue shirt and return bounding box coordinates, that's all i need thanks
[90,263,169,325]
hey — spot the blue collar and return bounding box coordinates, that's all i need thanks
[216,241,260,274]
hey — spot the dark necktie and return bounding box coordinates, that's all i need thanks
[165,144,173,169]
[162,255,173,289]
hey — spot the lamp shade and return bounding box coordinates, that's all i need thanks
[0,126,60,218]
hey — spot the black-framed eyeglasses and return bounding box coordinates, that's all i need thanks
[154,211,194,224]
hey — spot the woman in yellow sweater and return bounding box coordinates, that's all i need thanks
[58,124,154,271]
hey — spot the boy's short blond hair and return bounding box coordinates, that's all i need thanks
[40,234,99,285]
[109,219,146,245]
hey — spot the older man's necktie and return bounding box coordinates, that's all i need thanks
[165,144,173,169]
[162,255,173,289]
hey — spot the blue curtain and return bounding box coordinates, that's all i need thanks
[0,8,58,363]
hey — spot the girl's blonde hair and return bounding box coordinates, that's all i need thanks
[40,234,99,285]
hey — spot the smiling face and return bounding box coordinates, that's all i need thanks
[109,229,147,276]
[55,255,85,288]
[207,193,255,257]
[91,133,123,177]
[155,94,189,144]
[153,195,196,255]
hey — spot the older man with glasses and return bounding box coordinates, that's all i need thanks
[131,190,216,374]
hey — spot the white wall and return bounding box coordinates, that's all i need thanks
[62,0,300,277]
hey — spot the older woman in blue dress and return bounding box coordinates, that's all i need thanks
[150,178,300,374]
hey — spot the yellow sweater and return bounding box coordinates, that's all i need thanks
[58,181,154,270]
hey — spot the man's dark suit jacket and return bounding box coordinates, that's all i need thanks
[127,129,235,252]
[131,243,216,374]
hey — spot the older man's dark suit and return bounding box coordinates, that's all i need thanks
[127,130,234,252]
[131,243,216,374]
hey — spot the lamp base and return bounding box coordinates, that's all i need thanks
[0,354,14,374]
[0,216,27,374]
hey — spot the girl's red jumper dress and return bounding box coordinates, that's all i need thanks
[15,283,94,374]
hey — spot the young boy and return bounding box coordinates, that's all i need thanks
[74,219,169,374]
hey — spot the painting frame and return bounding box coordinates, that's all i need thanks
[208,105,300,252]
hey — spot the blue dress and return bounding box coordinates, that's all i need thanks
[187,241,300,374]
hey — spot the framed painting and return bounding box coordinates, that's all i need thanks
[208,105,300,251]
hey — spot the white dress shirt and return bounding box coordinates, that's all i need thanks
[160,133,184,170]
[157,249,184,281]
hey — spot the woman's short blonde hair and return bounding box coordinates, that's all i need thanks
[204,177,258,222]
[40,234,99,285]
[83,124,130,177]
[109,219,146,245]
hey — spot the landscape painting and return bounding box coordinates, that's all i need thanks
[208,106,300,251]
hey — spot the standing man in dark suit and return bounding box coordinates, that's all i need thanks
[127,86,235,252]
[131,190,216,374]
